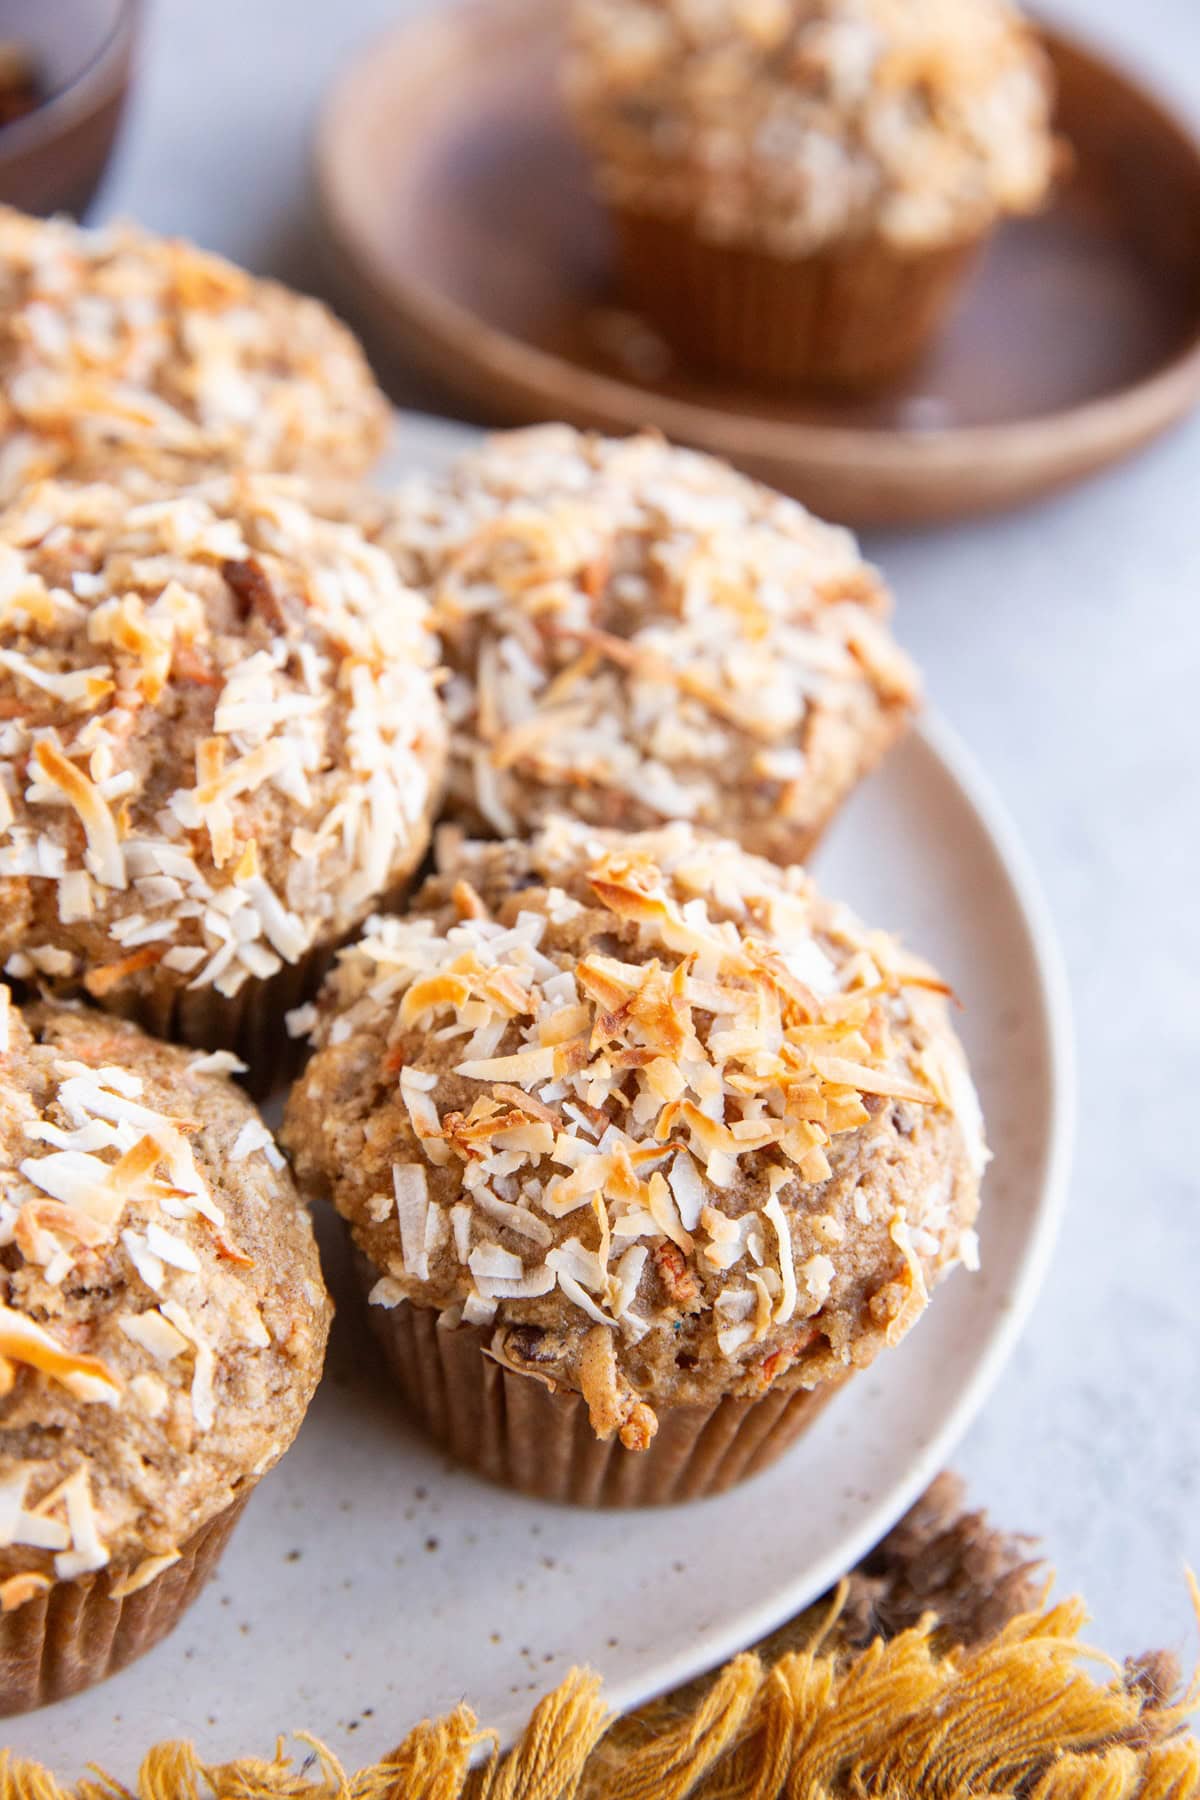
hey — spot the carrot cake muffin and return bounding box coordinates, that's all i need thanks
[374,425,917,864]
[0,208,389,501]
[284,818,986,1506]
[0,995,331,1712]
[0,475,446,1078]
[565,0,1058,385]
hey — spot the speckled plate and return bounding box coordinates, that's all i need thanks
[6,415,1073,1780]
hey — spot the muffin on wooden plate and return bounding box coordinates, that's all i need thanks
[0,995,331,1713]
[284,818,986,1507]
[0,207,389,501]
[374,425,917,863]
[565,0,1057,387]
[0,476,446,1081]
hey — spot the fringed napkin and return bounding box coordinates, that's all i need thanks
[3,1475,1196,1800]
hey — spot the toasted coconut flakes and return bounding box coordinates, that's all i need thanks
[462,1287,498,1326]
[468,1243,524,1282]
[129,1371,170,1417]
[885,1214,930,1345]
[556,1270,615,1327]
[0,1572,51,1612]
[54,1467,109,1579]
[119,1309,189,1363]
[450,1204,473,1262]
[0,984,8,1055]
[763,1191,798,1324]
[187,1049,248,1076]
[144,1222,200,1274]
[189,1339,216,1431]
[608,1243,648,1320]
[368,1276,406,1308]
[454,1045,557,1085]
[393,1163,430,1281]
[286,1002,318,1040]
[666,1149,706,1231]
[0,1471,30,1546]
[31,741,126,889]
[0,649,112,710]
[475,1266,556,1302]
[400,1069,448,1166]
[121,1228,165,1293]
[538,1003,592,1046]
[808,1053,932,1103]
[959,1228,981,1272]
[645,1171,693,1253]
[717,1320,755,1355]
[57,869,93,923]
[0,1305,120,1404]
[802,1253,835,1305]
[109,1550,181,1599]
[475,1187,553,1247]
[230,1119,285,1168]
[747,1270,775,1341]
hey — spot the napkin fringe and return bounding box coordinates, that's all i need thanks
[2,1587,1195,1800]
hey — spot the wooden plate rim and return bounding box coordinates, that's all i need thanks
[315,2,1200,491]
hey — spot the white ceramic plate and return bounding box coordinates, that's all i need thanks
[7,416,1073,1779]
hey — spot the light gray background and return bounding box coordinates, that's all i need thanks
[96,0,1200,1666]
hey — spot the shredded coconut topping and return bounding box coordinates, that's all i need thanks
[0,478,446,1004]
[0,208,388,501]
[374,425,917,861]
[565,0,1057,255]
[290,819,986,1435]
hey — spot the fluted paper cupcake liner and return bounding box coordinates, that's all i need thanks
[86,868,427,1097]
[614,208,983,390]
[359,1266,846,1508]
[0,1488,250,1718]
[102,943,333,1099]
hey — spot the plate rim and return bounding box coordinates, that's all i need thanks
[315,0,1200,525]
[381,409,1075,1729]
[599,710,1077,1721]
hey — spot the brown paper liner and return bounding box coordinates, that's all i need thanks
[102,942,332,1100]
[613,208,983,390]
[86,857,430,1098]
[0,1488,250,1718]
[360,1273,846,1508]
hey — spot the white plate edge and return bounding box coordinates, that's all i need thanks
[594,709,1078,1723]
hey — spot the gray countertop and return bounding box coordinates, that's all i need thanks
[98,0,1200,1665]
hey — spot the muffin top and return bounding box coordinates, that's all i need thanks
[566,0,1057,254]
[0,477,446,1007]
[0,208,389,502]
[0,999,331,1601]
[375,426,917,861]
[284,820,985,1449]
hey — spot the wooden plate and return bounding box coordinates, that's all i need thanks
[316,0,1200,527]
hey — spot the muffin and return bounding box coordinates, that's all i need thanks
[565,0,1058,387]
[0,995,331,1713]
[0,208,389,502]
[0,476,446,1082]
[284,818,986,1507]
[372,425,917,863]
